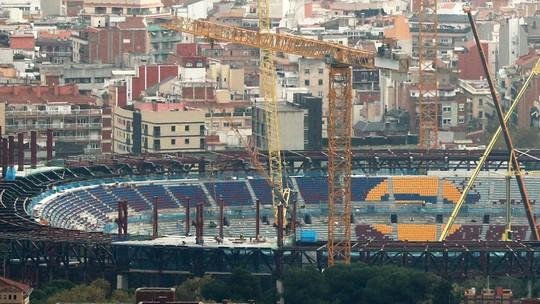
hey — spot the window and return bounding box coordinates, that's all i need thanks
[318,68,324,74]
[458,118,465,124]
[479,111,483,118]
[304,79,310,86]
[318,79,323,86]
[442,118,452,125]
[185,125,190,131]
[171,126,176,132]
[458,104,465,111]
[443,106,451,112]
[304,68,310,74]
[171,139,176,145]
[185,138,190,144]
[478,98,483,106]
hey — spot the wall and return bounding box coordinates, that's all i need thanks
[131,65,179,101]
[141,109,205,152]
[40,0,63,16]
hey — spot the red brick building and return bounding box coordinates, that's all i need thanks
[75,17,150,64]
[458,41,489,80]
[131,65,180,101]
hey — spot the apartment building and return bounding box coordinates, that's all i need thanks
[113,102,205,154]
[459,79,494,130]
[0,84,105,157]
[252,94,323,151]
[82,0,165,16]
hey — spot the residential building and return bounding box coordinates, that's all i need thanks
[0,0,41,17]
[36,31,72,64]
[72,17,150,65]
[0,84,105,157]
[252,95,322,151]
[40,0,63,16]
[148,24,183,63]
[409,13,471,62]
[113,102,205,154]
[297,58,328,110]
[459,79,494,130]
[40,63,127,94]
[0,276,32,304]
[457,40,496,80]
[498,17,529,68]
[82,0,165,16]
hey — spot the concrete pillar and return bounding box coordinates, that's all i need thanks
[17,133,24,171]
[30,131,37,168]
[46,129,53,161]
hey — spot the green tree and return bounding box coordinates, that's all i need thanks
[46,284,107,304]
[175,275,214,301]
[281,268,327,304]
[90,278,111,295]
[110,289,135,303]
[324,263,375,304]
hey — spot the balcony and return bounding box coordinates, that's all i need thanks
[6,122,102,131]
[7,109,102,117]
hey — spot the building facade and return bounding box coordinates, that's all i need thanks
[113,102,205,154]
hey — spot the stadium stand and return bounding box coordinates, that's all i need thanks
[204,181,252,206]
[446,225,482,241]
[397,224,437,241]
[294,177,328,205]
[248,179,273,204]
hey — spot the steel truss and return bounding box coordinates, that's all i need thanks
[3,238,540,285]
[70,149,540,178]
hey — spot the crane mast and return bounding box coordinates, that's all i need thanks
[257,0,289,227]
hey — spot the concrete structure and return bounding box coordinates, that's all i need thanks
[40,0,63,16]
[252,99,320,151]
[40,63,125,94]
[252,101,304,151]
[498,17,528,68]
[113,102,205,154]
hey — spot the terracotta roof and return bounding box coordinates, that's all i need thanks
[0,84,96,105]
[0,276,31,295]
[38,31,71,39]
[9,34,35,50]
[515,49,540,67]
[117,16,146,30]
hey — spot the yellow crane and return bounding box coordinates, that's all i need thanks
[163,16,392,264]
[257,0,291,227]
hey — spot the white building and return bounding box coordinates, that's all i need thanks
[0,0,41,16]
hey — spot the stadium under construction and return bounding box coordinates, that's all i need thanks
[0,148,540,286]
[1,4,540,290]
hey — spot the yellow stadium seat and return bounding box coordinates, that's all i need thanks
[397,224,437,241]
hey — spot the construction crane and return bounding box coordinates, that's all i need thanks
[163,16,381,264]
[257,0,291,228]
[440,6,540,241]
[417,0,439,148]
